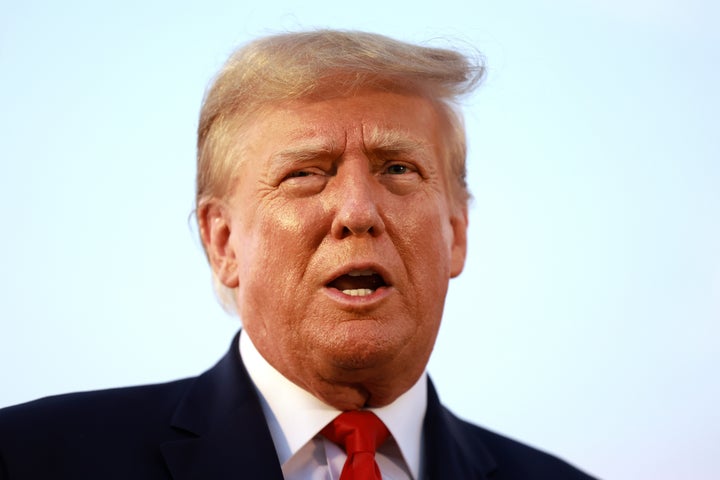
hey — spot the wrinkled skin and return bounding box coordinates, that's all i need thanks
[200,90,468,410]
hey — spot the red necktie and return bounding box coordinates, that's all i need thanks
[321,411,390,480]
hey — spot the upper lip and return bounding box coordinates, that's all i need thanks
[324,262,394,288]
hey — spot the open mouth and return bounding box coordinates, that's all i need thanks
[326,269,388,297]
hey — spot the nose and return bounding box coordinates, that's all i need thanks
[330,167,386,239]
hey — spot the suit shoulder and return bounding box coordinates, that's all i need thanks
[0,379,199,478]
[446,409,596,479]
[0,377,194,440]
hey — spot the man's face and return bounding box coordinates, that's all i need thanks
[206,89,468,409]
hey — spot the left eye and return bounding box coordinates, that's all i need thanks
[386,164,409,175]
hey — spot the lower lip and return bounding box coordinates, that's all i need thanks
[323,286,393,307]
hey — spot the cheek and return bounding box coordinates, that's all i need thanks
[235,202,328,315]
[395,206,454,279]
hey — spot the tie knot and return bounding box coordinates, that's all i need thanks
[321,410,390,455]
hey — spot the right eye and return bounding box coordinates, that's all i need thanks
[287,170,315,178]
[280,167,328,196]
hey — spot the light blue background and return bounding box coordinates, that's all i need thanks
[2,1,718,478]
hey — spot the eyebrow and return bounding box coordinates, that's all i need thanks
[270,139,338,166]
[269,127,432,168]
[364,126,432,154]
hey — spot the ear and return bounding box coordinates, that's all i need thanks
[449,203,468,278]
[197,200,240,288]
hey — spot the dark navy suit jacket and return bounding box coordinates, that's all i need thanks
[0,333,595,479]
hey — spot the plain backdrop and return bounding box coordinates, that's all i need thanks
[2,1,719,479]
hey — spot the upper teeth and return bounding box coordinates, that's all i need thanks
[348,270,374,277]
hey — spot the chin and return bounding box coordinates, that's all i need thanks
[319,327,401,371]
[328,348,391,370]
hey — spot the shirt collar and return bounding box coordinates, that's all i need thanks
[240,330,426,479]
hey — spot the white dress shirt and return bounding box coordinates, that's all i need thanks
[240,330,427,480]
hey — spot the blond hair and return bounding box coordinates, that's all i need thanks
[195,29,485,311]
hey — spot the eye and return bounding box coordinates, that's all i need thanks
[282,166,326,181]
[386,163,410,175]
[287,170,315,178]
[279,167,329,196]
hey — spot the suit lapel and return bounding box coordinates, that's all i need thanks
[160,332,284,480]
[422,378,497,479]
[159,334,497,480]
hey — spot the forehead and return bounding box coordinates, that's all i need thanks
[241,90,444,154]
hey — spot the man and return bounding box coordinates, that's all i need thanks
[0,30,594,479]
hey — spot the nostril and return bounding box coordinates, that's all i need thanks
[339,223,374,238]
[331,198,384,238]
